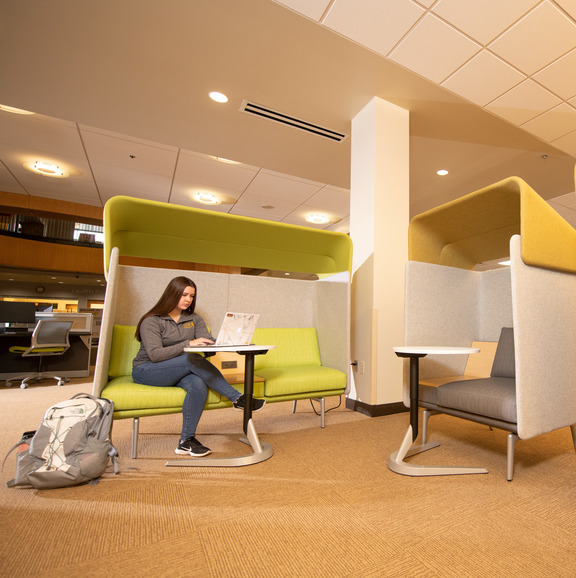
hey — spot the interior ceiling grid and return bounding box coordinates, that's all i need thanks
[2,0,576,232]
[277,0,576,157]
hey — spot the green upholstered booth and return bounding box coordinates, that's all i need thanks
[402,176,576,480]
[93,196,352,458]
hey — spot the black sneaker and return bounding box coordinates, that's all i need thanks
[233,394,266,413]
[175,436,211,457]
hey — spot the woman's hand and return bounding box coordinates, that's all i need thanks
[189,338,215,347]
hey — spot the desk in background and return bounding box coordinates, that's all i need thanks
[1,312,93,383]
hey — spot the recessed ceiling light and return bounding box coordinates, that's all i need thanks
[437,169,449,176]
[498,260,511,266]
[24,161,69,178]
[194,191,220,205]
[0,104,34,115]
[209,91,229,103]
[306,213,330,225]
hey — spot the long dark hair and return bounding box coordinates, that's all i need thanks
[135,276,197,341]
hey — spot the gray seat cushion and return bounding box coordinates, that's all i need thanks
[433,377,517,423]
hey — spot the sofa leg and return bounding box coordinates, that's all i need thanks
[131,417,140,459]
[507,433,518,481]
[292,400,297,414]
[319,397,325,428]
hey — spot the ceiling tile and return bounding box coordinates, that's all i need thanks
[488,1,576,75]
[175,150,259,192]
[306,185,350,214]
[558,0,576,19]
[432,0,536,45]
[442,50,525,106]
[388,13,481,84]
[548,191,576,209]
[0,162,27,195]
[521,103,576,142]
[549,128,576,157]
[80,128,178,176]
[230,192,298,221]
[0,112,83,158]
[243,170,323,203]
[271,0,331,21]
[533,48,576,100]
[484,79,562,124]
[90,163,172,201]
[323,0,424,57]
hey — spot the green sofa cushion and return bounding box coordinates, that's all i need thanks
[109,325,140,379]
[102,377,223,411]
[258,366,346,397]
[253,327,321,370]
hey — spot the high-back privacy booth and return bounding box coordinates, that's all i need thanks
[402,176,576,479]
[92,196,352,458]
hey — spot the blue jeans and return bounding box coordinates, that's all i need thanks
[132,353,241,440]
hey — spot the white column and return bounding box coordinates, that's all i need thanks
[349,97,409,406]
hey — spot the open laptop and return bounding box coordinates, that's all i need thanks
[191,312,260,348]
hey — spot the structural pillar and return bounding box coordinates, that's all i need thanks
[349,97,409,409]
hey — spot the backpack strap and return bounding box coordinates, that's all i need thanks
[2,430,36,473]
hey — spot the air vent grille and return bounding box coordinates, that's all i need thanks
[240,100,348,142]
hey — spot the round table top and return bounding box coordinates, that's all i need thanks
[393,346,480,355]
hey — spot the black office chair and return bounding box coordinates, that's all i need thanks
[6,320,73,389]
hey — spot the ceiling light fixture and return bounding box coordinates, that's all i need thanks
[194,191,220,205]
[437,169,449,176]
[498,260,511,266]
[306,213,330,225]
[0,104,34,115]
[24,161,69,178]
[209,91,229,103]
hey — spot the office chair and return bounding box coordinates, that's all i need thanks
[6,320,73,389]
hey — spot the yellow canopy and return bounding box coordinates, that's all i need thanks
[103,196,352,279]
[409,177,576,273]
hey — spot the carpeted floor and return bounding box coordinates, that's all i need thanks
[2,377,576,577]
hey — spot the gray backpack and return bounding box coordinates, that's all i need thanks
[5,393,119,489]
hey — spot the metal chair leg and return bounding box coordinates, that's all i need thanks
[131,417,140,459]
[507,433,519,481]
[292,400,297,414]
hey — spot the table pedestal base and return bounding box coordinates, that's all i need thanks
[388,425,488,477]
[165,419,273,468]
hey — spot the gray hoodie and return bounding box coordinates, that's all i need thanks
[132,312,213,367]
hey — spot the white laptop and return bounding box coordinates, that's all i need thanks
[192,312,260,348]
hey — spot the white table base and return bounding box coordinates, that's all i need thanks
[388,425,488,477]
[165,419,273,467]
